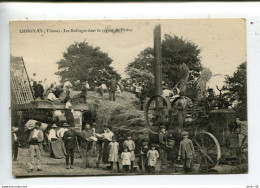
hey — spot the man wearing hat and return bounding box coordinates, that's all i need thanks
[27,123,44,171]
[48,124,58,158]
[80,123,94,168]
[178,131,195,173]
[174,93,192,129]
[57,123,69,138]
[63,78,72,93]
[47,88,58,102]
[158,125,170,170]
[63,124,87,169]
[109,77,120,101]
[12,126,19,161]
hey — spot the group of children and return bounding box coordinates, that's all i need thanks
[108,135,159,173]
[108,129,196,173]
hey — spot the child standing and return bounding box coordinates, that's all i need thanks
[177,131,195,173]
[123,134,136,172]
[108,136,120,172]
[121,148,131,173]
[147,144,159,173]
[138,141,149,172]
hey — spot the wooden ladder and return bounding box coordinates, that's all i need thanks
[10,56,34,106]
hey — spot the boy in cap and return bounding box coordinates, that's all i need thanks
[158,125,170,170]
[123,134,136,172]
[12,126,19,161]
[178,131,195,173]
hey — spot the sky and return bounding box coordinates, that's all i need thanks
[10,19,246,89]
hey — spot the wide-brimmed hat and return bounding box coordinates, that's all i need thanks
[12,127,19,132]
[181,131,189,136]
[142,142,149,146]
[160,125,166,129]
[63,123,69,127]
[51,124,58,128]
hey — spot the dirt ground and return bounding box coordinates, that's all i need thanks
[13,148,177,177]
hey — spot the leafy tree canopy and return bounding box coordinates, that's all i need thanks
[126,34,202,96]
[225,62,247,120]
[56,42,120,86]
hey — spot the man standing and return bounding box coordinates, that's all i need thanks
[178,131,195,173]
[34,81,44,100]
[27,123,44,172]
[81,124,94,168]
[158,125,170,171]
[174,92,191,129]
[12,126,19,161]
[48,124,58,158]
[109,77,119,101]
[63,125,86,169]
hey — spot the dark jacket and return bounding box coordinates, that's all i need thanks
[63,129,85,149]
[159,131,169,150]
[34,84,44,95]
[109,80,118,91]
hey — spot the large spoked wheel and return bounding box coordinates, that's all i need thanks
[193,132,221,170]
[145,95,171,134]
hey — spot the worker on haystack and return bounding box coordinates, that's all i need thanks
[47,89,58,102]
[109,77,120,101]
[174,91,192,129]
[177,131,195,173]
[65,97,75,127]
[34,80,44,100]
[63,78,72,93]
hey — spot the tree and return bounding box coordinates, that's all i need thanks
[225,62,247,120]
[56,42,120,87]
[126,34,202,96]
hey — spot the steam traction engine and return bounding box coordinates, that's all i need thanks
[144,25,248,173]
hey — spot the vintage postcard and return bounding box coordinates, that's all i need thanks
[10,19,247,177]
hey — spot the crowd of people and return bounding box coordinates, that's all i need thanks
[12,121,196,174]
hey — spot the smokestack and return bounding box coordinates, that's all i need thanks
[154,25,162,95]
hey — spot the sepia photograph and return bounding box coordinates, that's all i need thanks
[10,19,247,177]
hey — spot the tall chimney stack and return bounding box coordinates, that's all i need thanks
[154,25,162,96]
